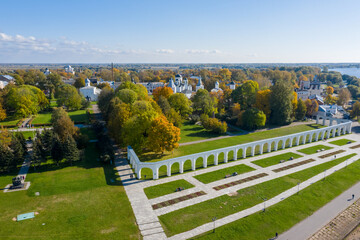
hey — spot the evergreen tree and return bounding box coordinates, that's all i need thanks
[0,144,14,172]
[51,134,63,166]
[63,135,79,166]
[10,135,24,168]
[14,132,27,155]
[295,99,307,121]
[270,80,293,125]
[40,129,53,156]
[32,138,45,170]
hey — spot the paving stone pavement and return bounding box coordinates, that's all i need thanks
[121,133,360,240]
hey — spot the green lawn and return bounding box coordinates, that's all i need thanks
[179,121,222,143]
[141,124,323,162]
[194,164,255,184]
[0,118,21,127]
[68,109,88,123]
[19,131,36,140]
[252,152,303,168]
[297,144,333,155]
[329,139,355,146]
[144,179,195,199]
[159,154,356,236]
[32,112,52,125]
[192,156,360,240]
[0,132,139,239]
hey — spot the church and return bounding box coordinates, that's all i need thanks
[168,74,204,98]
[80,78,102,101]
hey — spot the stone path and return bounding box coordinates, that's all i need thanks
[280,181,360,240]
[119,133,360,239]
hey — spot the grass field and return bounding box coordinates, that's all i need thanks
[139,124,325,179]
[0,118,20,127]
[329,139,355,146]
[68,109,88,123]
[179,121,222,143]
[19,131,36,140]
[159,154,356,236]
[252,152,303,168]
[194,164,255,184]
[297,144,333,155]
[144,179,195,199]
[192,155,360,240]
[32,112,52,124]
[0,129,140,240]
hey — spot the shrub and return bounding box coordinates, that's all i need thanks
[240,108,266,130]
[200,114,228,134]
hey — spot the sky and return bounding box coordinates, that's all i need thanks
[1,0,360,63]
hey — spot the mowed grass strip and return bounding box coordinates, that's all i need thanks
[252,152,303,168]
[191,156,360,240]
[179,121,223,143]
[297,144,333,155]
[32,112,52,124]
[144,179,195,199]
[141,124,323,162]
[159,153,356,236]
[329,139,355,146]
[0,135,140,239]
[194,164,255,184]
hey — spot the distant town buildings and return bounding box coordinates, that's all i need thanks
[0,75,14,89]
[296,79,324,101]
[80,78,101,101]
[138,82,165,94]
[227,81,237,90]
[168,74,195,98]
[64,65,75,75]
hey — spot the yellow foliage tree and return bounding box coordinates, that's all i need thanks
[0,103,6,121]
[152,86,173,102]
[254,89,271,119]
[291,91,298,118]
[147,115,180,154]
[326,86,334,95]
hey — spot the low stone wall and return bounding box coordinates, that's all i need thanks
[128,116,352,179]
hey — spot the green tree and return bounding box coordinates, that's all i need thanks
[239,108,266,130]
[63,135,79,166]
[0,143,14,172]
[74,77,85,89]
[97,85,114,120]
[56,84,82,110]
[9,135,24,168]
[52,107,78,141]
[295,99,307,121]
[231,80,259,109]
[168,93,193,118]
[51,134,63,166]
[192,89,217,115]
[40,128,53,156]
[116,89,138,104]
[32,137,45,170]
[351,101,360,120]
[46,73,62,95]
[270,80,293,125]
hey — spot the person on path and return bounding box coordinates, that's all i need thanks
[352,194,355,200]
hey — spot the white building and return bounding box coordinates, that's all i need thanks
[317,105,338,117]
[297,80,323,101]
[138,82,165,94]
[195,77,204,91]
[80,78,101,101]
[64,65,75,75]
[227,81,236,90]
[0,75,14,89]
[211,81,223,92]
[168,74,198,98]
[44,68,51,76]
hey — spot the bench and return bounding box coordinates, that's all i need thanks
[175,187,185,192]
[280,160,285,163]
[225,174,231,178]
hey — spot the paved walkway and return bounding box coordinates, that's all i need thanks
[280,181,360,240]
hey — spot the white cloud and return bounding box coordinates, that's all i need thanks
[185,49,222,54]
[156,49,174,54]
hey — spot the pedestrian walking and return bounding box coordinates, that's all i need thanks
[352,194,355,200]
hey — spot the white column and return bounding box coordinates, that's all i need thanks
[167,164,171,177]
[153,168,158,180]
[243,148,247,158]
[267,143,271,153]
[233,150,237,160]
[180,162,184,173]
[203,156,208,168]
[136,168,141,179]
[224,152,228,163]
[274,142,278,151]
[192,158,196,170]
[251,146,255,156]
[214,154,218,165]
[259,145,264,155]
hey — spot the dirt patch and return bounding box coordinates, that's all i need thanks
[100,227,117,234]
[227,192,238,197]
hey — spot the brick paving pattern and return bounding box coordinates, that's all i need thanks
[213,173,268,191]
[152,191,206,210]
[318,150,345,159]
[272,159,315,173]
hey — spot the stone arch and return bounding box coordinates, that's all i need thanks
[227,150,236,161]
[158,165,167,178]
[263,142,270,153]
[277,140,284,150]
[195,157,203,170]
[218,152,225,164]
[207,154,215,166]
[139,167,153,180]
[171,162,180,175]
[183,159,193,172]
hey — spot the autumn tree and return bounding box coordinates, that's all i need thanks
[219,68,232,81]
[231,80,259,110]
[291,92,298,118]
[337,88,351,106]
[325,94,338,105]
[0,103,6,121]
[254,89,271,119]
[107,102,131,145]
[152,86,173,102]
[304,99,319,117]
[326,86,334,95]
[192,89,217,115]
[51,107,78,141]
[351,101,360,120]
[147,116,180,154]
[239,108,266,130]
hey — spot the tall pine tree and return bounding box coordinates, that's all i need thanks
[270,79,293,125]
[51,134,63,166]
[63,135,79,166]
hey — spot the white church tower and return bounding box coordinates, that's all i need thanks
[196,77,204,91]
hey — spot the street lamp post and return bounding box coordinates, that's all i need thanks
[212,217,217,233]
[262,197,267,212]
[323,169,327,180]
[297,182,300,194]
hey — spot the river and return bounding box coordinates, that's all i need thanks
[329,68,360,78]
